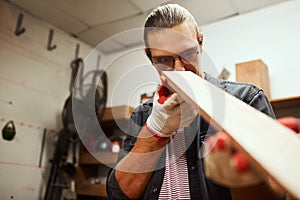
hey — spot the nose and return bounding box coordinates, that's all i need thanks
[173,57,185,71]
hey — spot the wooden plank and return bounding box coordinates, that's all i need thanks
[163,71,300,199]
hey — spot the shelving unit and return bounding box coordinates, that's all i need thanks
[75,105,133,200]
[270,96,300,118]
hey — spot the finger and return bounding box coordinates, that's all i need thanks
[180,101,195,113]
[230,152,250,173]
[175,93,184,103]
[160,75,175,95]
[159,76,172,95]
[179,102,194,119]
[156,84,175,105]
[204,132,231,155]
[157,85,169,104]
[277,117,300,133]
[179,109,197,127]
[160,75,167,85]
[214,132,232,152]
[203,135,215,155]
[204,133,235,186]
[163,93,180,109]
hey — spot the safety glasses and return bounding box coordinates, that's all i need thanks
[151,47,199,71]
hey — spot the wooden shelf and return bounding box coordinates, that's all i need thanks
[101,105,133,136]
[76,105,133,199]
[102,105,133,121]
[79,151,118,165]
[270,96,300,108]
[76,183,107,197]
[270,96,300,118]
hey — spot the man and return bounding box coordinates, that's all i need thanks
[107,4,283,199]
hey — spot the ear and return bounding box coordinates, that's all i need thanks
[144,48,152,61]
[198,32,204,46]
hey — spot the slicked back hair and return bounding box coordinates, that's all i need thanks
[144,4,201,59]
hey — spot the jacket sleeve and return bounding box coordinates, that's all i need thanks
[248,89,275,119]
[106,103,152,199]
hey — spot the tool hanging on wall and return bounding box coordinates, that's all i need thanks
[14,13,26,36]
[2,120,16,141]
[44,129,74,200]
[0,98,13,105]
[47,29,57,51]
[38,129,47,168]
[44,53,108,199]
[74,43,80,60]
[63,57,107,133]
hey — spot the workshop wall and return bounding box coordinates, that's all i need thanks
[103,48,159,107]
[0,1,99,199]
[202,0,300,99]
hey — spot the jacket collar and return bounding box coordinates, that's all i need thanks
[204,72,224,89]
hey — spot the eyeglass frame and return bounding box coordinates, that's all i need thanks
[146,46,200,71]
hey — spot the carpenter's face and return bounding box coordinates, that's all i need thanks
[147,21,201,75]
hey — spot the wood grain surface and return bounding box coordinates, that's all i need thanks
[163,71,300,199]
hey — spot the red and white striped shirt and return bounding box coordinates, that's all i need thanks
[159,128,191,199]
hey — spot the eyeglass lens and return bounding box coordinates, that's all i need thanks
[153,49,199,71]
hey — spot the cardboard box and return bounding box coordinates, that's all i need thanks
[236,59,270,98]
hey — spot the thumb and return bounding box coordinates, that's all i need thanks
[163,93,180,110]
[160,75,167,85]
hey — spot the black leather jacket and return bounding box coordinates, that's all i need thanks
[107,72,275,200]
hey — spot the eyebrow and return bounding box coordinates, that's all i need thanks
[151,46,198,59]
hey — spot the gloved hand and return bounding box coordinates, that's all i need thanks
[277,117,299,134]
[146,77,197,139]
[203,132,263,188]
[203,117,300,188]
[267,117,300,193]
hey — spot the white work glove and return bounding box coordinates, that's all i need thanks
[146,79,197,138]
[203,117,300,189]
[203,132,263,188]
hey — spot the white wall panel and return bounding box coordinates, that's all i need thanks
[0,2,100,199]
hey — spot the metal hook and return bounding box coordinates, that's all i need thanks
[96,54,101,69]
[47,29,57,51]
[75,43,80,59]
[15,13,26,36]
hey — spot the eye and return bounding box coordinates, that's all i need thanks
[181,49,197,57]
[181,49,199,62]
[157,56,173,63]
